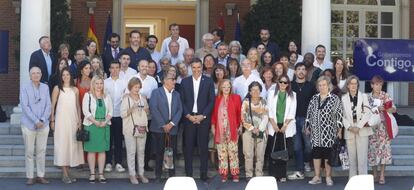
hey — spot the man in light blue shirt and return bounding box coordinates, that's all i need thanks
[20,66,51,185]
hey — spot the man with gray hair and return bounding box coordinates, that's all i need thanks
[20,66,51,185]
[195,33,218,59]
[29,36,57,84]
[232,59,266,98]
[183,48,194,75]
[167,41,183,66]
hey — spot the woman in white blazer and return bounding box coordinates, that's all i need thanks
[267,75,297,182]
[82,75,113,183]
[341,75,373,179]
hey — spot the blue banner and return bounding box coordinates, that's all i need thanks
[353,39,414,82]
[0,30,8,74]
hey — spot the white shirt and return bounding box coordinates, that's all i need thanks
[217,55,229,66]
[233,73,266,98]
[149,50,162,73]
[119,67,137,80]
[192,76,201,113]
[167,54,184,66]
[287,68,295,81]
[104,77,127,117]
[313,58,333,71]
[160,36,189,58]
[164,86,173,120]
[129,73,158,99]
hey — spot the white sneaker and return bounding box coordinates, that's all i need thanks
[304,162,312,172]
[115,163,125,172]
[104,163,112,172]
[288,171,305,180]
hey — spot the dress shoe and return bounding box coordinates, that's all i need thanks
[26,178,35,185]
[144,165,154,172]
[36,177,50,184]
[200,173,208,182]
[168,170,176,177]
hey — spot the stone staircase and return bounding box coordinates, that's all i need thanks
[0,121,413,178]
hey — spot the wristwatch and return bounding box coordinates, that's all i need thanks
[203,115,207,119]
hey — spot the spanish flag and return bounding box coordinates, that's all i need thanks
[87,15,100,54]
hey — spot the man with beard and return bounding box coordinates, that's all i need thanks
[251,27,279,59]
[146,35,162,73]
[303,52,321,83]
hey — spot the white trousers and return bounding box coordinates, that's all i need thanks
[21,126,49,179]
[124,134,146,176]
[346,133,369,178]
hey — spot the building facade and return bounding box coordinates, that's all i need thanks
[0,0,413,106]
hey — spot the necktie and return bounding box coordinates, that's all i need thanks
[114,49,118,59]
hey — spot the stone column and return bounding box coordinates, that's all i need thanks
[301,0,331,61]
[10,0,50,125]
[196,0,209,49]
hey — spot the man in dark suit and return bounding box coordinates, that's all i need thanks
[179,58,215,181]
[251,27,280,59]
[102,33,123,76]
[29,36,57,84]
[150,71,183,183]
[215,42,230,67]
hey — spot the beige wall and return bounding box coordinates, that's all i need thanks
[123,4,196,49]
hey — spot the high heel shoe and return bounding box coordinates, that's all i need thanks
[89,174,96,184]
[98,173,107,184]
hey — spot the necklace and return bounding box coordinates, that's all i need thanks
[296,82,305,92]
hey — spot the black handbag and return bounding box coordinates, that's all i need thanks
[328,138,342,167]
[76,128,89,142]
[270,133,289,161]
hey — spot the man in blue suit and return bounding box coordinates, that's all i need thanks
[179,58,215,181]
[29,36,57,84]
[150,71,183,183]
[102,33,123,76]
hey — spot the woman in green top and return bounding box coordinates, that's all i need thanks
[82,76,113,184]
[267,75,297,182]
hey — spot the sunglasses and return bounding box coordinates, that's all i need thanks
[279,81,288,84]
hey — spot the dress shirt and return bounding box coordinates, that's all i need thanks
[313,58,333,71]
[129,73,158,99]
[192,76,201,113]
[217,55,229,66]
[233,73,266,98]
[20,82,51,130]
[42,50,52,78]
[104,77,127,117]
[160,36,189,58]
[167,54,184,66]
[149,50,162,73]
[164,86,173,120]
[119,67,137,80]
[214,40,222,49]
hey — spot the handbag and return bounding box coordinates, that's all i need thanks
[339,145,350,170]
[328,138,342,167]
[270,133,289,161]
[163,134,174,169]
[76,127,89,142]
[129,97,146,138]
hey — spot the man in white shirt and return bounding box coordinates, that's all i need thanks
[118,52,137,80]
[313,44,333,71]
[129,59,158,171]
[146,35,162,73]
[167,41,184,66]
[160,23,189,58]
[104,61,127,173]
[233,59,266,98]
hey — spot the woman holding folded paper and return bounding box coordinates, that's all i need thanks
[341,75,373,179]
[367,75,397,185]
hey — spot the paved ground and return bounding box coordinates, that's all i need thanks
[1,176,413,190]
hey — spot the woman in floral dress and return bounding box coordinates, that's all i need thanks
[367,75,396,185]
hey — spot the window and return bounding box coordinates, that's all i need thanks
[331,0,398,59]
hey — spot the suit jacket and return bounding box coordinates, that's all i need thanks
[149,87,183,135]
[267,90,297,138]
[102,47,123,76]
[179,75,215,126]
[342,91,373,139]
[29,49,57,83]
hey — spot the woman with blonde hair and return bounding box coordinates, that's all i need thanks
[247,48,261,76]
[83,75,113,183]
[90,55,107,78]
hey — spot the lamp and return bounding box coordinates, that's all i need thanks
[225,3,236,16]
[12,0,21,15]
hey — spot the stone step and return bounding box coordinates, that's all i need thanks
[391,135,414,145]
[0,125,21,135]
[392,155,414,166]
[0,135,53,145]
[0,145,54,156]
[391,145,414,155]
[0,156,54,167]
[1,165,414,178]
[398,126,414,135]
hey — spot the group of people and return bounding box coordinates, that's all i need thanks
[21,25,396,187]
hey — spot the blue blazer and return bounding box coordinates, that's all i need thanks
[101,47,123,76]
[149,87,183,135]
[29,49,57,83]
[179,75,215,126]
